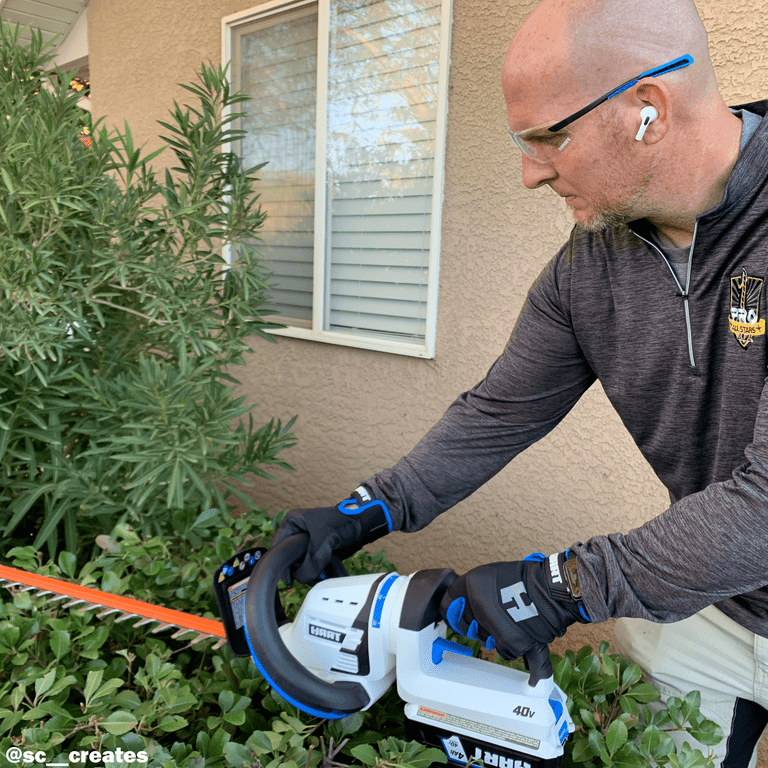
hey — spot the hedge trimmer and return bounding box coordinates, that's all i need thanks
[2,540,575,767]
[0,562,227,646]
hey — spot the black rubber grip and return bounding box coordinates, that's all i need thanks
[243,534,371,718]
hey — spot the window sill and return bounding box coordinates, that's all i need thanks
[266,326,434,358]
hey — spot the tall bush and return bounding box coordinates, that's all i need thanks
[0,23,294,556]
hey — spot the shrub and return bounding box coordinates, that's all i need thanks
[0,23,294,558]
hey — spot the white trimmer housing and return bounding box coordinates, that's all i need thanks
[276,568,574,765]
[277,572,400,707]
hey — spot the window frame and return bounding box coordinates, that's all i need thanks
[222,0,452,358]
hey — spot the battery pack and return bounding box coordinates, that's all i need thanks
[405,718,564,768]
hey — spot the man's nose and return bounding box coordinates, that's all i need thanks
[520,153,557,189]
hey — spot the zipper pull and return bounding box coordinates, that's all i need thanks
[676,291,688,299]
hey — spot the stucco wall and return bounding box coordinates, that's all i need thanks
[87,0,767,585]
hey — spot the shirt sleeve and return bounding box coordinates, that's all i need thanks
[574,375,768,623]
[363,249,597,532]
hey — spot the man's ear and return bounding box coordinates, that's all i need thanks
[632,83,668,144]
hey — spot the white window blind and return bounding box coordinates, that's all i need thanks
[224,0,451,357]
[233,4,318,326]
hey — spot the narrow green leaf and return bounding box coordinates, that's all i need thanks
[4,483,58,535]
[11,685,25,711]
[34,669,56,700]
[1,168,15,194]
[83,669,103,706]
[554,654,573,691]
[32,500,70,551]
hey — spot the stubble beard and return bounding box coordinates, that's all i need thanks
[574,167,657,233]
[573,112,661,233]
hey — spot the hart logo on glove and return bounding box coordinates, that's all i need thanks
[548,554,563,585]
[500,581,539,622]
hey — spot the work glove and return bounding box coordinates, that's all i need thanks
[271,485,392,586]
[440,550,590,685]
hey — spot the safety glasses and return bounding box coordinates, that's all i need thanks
[509,54,694,163]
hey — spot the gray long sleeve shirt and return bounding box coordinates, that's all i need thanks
[363,99,768,636]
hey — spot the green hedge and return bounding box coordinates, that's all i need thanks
[0,510,721,768]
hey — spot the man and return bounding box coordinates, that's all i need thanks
[274,0,768,764]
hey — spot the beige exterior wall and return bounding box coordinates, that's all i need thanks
[87,0,768,603]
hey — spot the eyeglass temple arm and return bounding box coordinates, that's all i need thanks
[547,54,694,133]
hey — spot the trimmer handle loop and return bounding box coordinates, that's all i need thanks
[243,533,371,719]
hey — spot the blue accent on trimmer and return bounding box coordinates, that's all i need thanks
[372,573,399,629]
[431,636,473,665]
[243,614,348,720]
[524,552,546,562]
[549,695,564,722]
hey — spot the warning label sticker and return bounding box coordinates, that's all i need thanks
[416,707,541,751]
[227,577,249,629]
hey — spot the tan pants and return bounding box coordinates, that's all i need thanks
[613,606,768,768]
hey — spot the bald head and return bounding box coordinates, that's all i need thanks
[502,0,744,245]
[503,0,720,127]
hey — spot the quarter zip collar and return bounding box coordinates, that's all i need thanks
[629,221,699,368]
[618,104,768,371]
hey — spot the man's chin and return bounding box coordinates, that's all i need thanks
[573,205,632,233]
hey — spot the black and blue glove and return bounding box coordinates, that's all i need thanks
[271,486,393,585]
[439,550,590,684]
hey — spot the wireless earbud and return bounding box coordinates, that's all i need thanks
[635,106,659,141]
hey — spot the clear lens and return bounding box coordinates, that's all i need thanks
[508,123,574,163]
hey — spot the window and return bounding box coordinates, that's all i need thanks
[223,0,452,357]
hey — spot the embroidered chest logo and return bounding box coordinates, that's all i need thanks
[729,269,766,348]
